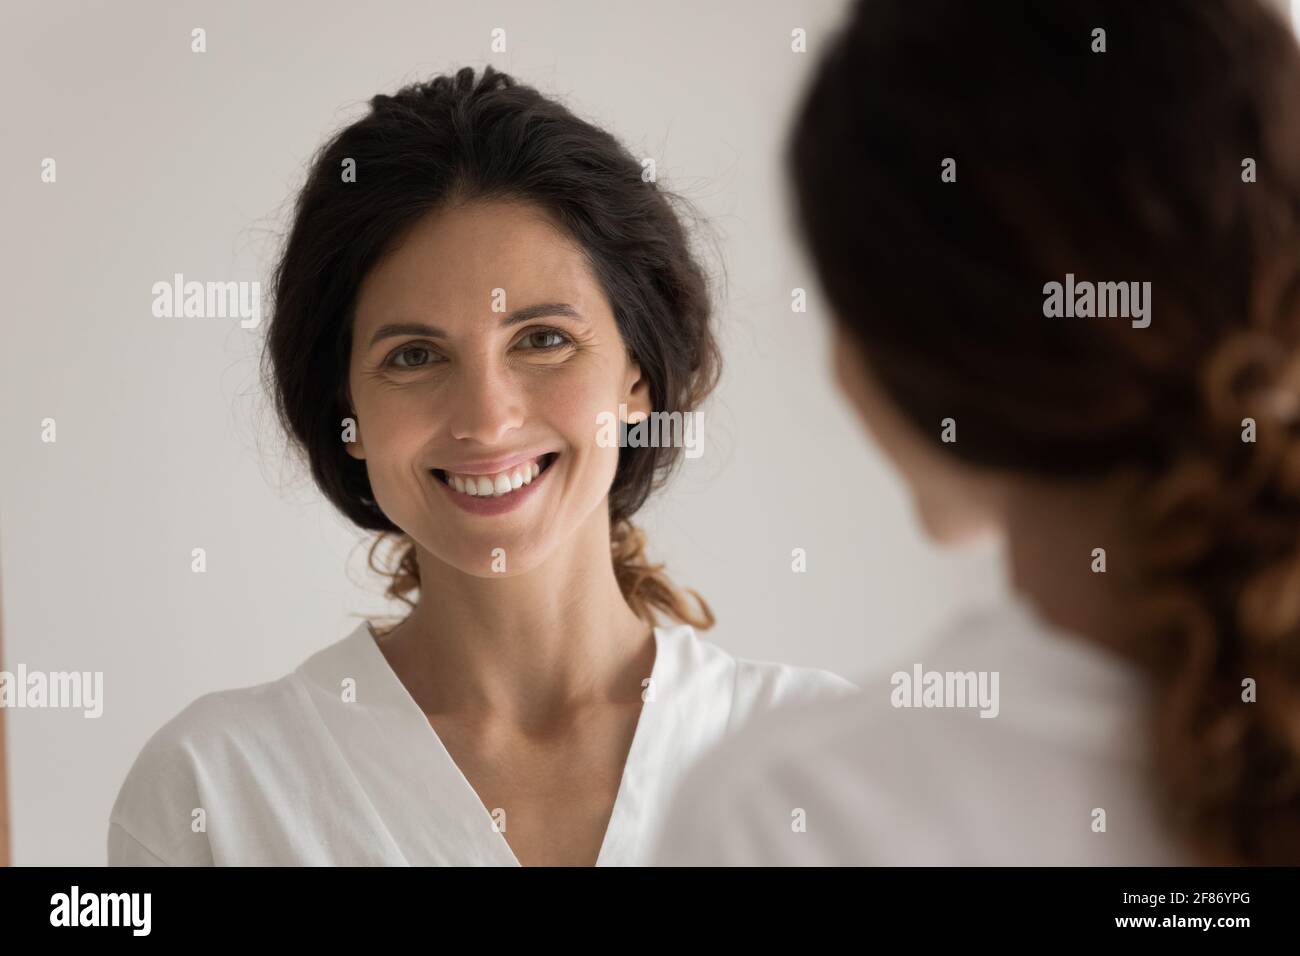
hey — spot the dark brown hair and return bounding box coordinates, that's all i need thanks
[264,66,718,629]
[789,0,1300,863]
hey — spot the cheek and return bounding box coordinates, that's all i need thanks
[532,371,623,484]
[541,378,595,423]
[357,388,435,464]
[533,363,623,441]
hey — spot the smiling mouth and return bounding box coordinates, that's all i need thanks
[432,452,558,498]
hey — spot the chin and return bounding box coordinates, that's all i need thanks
[437,535,552,578]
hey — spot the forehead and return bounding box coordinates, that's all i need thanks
[353,199,608,326]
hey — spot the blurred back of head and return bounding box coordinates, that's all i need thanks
[789,0,1300,864]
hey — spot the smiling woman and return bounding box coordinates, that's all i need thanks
[105,66,856,867]
[340,196,665,577]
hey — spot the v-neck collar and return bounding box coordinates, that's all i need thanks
[317,619,673,867]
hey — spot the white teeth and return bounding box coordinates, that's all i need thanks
[442,456,550,498]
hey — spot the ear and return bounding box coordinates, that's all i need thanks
[622,356,652,421]
[342,402,366,461]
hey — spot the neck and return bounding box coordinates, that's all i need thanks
[999,470,1148,665]
[376,505,654,724]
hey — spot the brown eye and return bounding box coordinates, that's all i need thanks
[517,329,570,351]
[387,345,437,369]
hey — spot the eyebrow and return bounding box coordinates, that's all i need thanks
[367,302,584,348]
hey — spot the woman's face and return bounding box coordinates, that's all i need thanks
[346,199,650,576]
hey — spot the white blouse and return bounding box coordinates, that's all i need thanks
[651,592,1194,866]
[108,619,856,865]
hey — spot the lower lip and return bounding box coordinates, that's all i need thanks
[433,458,554,516]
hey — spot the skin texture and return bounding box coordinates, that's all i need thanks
[830,322,1141,663]
[345,199,656,866]
[830,323,1005,545]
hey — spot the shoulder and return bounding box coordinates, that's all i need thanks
[106,639,338,865]
[728,652,858,730]
[650,689,880,865]
[117,672,310,779]
[654,623,858,728]
[652,596,1161,865]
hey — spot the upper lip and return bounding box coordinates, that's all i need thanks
[434,449,557,476]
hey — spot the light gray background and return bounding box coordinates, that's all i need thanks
[9,0,1225,865]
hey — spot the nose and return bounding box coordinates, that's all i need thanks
[445,353,526,446]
